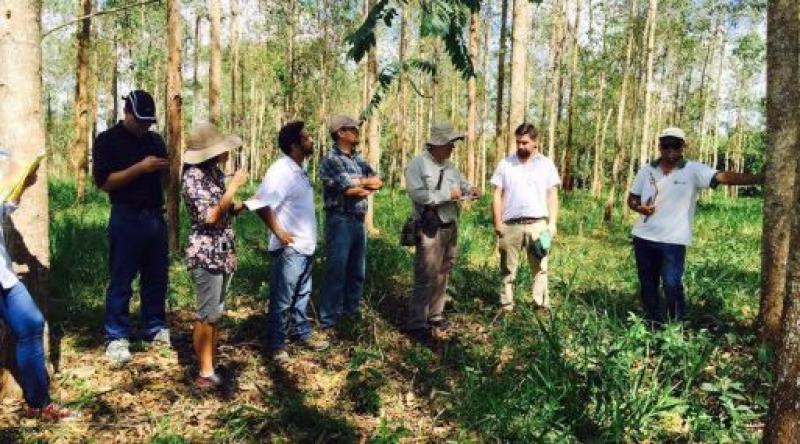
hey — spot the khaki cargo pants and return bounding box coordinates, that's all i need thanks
[498,220,550,308]
[407,224,458,330]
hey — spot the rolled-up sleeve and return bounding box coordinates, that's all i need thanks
[245,167,287,211]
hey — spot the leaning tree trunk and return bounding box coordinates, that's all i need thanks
[208,0,222,126]
[506,0,531,155]
[759,0,799,348]
[165,0,183,254]
[0,0,51,399]
[72,0,92,203]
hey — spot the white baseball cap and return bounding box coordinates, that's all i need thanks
[658,127,686,142]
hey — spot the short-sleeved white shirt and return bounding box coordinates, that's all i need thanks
[245,155,317,255]
[490,153,561,222]
[629,160,718,246]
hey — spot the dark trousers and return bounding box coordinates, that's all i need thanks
[633,236,687,323]
[0,283,49,408]
[104,205,169,341]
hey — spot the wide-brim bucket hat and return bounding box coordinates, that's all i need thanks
[184,123,243,165]
[426,121,465,147]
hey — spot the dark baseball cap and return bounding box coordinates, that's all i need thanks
[124,90,157,122]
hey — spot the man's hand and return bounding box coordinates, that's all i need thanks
[467,187,481,199]
[360,176,383,190]
[450,187,462,201]
[494,223,505,238]
[547,223,557,239]
[637,204,656,216]
[137,156,169,173]
[276,228,295,246]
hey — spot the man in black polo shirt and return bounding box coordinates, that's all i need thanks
[92,90,171,365]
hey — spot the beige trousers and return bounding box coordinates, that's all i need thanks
[498,220,550,308]
[407,224,458,330]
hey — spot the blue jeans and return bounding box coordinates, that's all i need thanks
[105,205,169,341]
[266,247,313,351]
[319,213,366,328]
[0,283,49,408]
[633,236,687,323]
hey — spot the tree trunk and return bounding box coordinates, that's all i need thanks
[638,0,658,166]
[604,0,636,223]
[0,0,50,399]
[230,0,241,134]
[398,5,409,188]
[466,11,479,183]
[479,2,491,192]
[208,0,222,126]
[109,36,119,128]
[165,0,183,254]
[192,12,202,125]
[506,0,531,155]
[285,0,297,120]
[72,0,92,203]
[759,0,798,348]
[494,0,509,162]
[547,0,566,158]
[364,0,380,233]
[563,0,581,190]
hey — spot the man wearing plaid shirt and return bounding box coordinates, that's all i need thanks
[319,115,383,330]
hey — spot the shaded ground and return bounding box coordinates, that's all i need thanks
[0,184,771,442]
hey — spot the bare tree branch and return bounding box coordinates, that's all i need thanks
[43,0,163,39]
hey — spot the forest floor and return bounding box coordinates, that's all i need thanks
[0,182,770,443]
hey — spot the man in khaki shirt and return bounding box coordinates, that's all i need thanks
[404,121,479,342]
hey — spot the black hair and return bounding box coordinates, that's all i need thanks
[123,98,133,114]
[278,121,306,155]
[514,123,539,139]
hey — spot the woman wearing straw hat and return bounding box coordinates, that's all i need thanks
[181,123,247,389]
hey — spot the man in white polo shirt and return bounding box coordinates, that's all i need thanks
[246,121,329,363]
[628,127,763,324]
[491,123,561,312]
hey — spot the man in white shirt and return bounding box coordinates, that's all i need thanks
[628,127,764,324]
[404,121,479,341]
[491,123,560,312]
[246,121,329,363]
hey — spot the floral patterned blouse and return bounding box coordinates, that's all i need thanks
[182,164,237,273]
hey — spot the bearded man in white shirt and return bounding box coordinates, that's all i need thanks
[491,123,561,313]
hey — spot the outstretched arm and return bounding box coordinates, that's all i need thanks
[714,171,765,186]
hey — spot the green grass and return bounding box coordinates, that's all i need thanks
[41,180,769,442]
